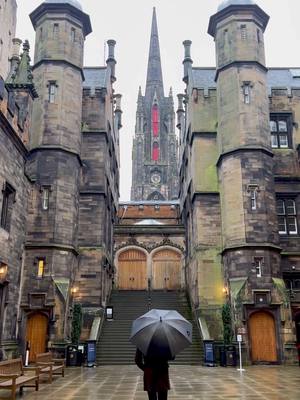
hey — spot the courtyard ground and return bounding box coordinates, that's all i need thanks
[1,365,299,400]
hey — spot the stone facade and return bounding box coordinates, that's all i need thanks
[0,37,37,359]
[0,0,17,80]
[131,8,179,201]
[179,1,300,364]
[114,202,185,291]
[0,0,121,360]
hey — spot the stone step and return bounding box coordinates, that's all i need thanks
[96,290,203,365]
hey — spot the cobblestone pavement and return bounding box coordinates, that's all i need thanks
[1,365,299,400]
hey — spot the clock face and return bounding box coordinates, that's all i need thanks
[151,173,161,184]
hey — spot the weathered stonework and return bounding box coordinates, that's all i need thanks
[0,0,17,80]
[179,1,300,364]
[131,9,178,201]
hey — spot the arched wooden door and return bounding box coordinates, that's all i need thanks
[249,311,277,363]
[152,249,181,290]
[118,249,147,290]
[26,313,48,362]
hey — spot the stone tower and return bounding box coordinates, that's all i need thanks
[22,0,92,345]
[0,0,17,79]
[208,0,290,361]
[131,8,178,201]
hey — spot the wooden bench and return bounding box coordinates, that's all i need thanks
[36,352,65,383]
[0,358,40,400]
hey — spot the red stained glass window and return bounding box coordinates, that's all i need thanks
[152,105,159,137]
[152,142,159,161]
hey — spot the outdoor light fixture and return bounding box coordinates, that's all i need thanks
[0,264,8,280]
[71,287,78,295]
[222,286,228,296]
[106,306,113,320]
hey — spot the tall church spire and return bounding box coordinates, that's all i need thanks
[145,7,164,99]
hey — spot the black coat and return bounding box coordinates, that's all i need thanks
[135,348,171,392]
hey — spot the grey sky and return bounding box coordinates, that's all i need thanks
[16,0,300,200]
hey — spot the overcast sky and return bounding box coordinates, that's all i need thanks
[16,0,300,200]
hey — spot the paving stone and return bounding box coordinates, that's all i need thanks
[0,365,296,400]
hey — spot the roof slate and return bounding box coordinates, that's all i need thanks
[191,67,300,92]
[83,67,108,91]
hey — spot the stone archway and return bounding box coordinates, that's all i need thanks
[116,248,148,290]
[249,311,277,363]
[151,248,182,290]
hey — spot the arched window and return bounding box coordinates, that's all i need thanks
[152,142,159,161]
[152,105,159,137]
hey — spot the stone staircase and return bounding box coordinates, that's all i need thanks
[96,290,203,365]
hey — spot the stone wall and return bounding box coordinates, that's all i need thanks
[0,0,17,80]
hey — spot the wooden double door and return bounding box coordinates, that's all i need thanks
[117,248,181,290]
[118,249,147,290]
[152,250,181,290]
[249,311,277,363]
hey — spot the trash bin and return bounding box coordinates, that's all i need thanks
[219,346,227,367]
[66,345,78,367]
[226,345,237,367]
[203,340,215,367]
[86,340,96,367]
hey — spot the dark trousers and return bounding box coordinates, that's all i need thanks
[147,390,168,400]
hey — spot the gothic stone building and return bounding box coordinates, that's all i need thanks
[0,0,121,361]
[131,8,179,202]
[178,0,300,363]
[1,0,300,366]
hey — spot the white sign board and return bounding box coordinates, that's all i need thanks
[237,334,242,342]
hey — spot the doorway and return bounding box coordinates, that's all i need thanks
[152,249,181,290]
[118,249,147,290]
[249,311,277,363]
[26,313,48,362]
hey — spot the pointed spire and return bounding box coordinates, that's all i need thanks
[6,40,38,98]
[145,7,164,99]
[137,86,143,112]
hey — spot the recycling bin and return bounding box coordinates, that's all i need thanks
[226,345,237,367]
[203,340,215,367]
[219,346,227,367]
[66,345,78,367]
[86,340,96,367]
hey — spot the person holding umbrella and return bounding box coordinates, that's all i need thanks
[135,346,171,400]
[130,309,193,400]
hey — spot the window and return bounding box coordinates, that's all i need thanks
[248,184,259,211]
[48,82,56,103]
[276,198,298,235]
[152,105,159,137]
[253,258,263,278]
[257,29,261,43]
[152,142,159,161]
[241,24,247,40]
[270,115,292,148]
[0,182,15,231]
[53,23,59,39]
[71,27,76,42]
[250,189,257,210]
[243,83,251,104]
[42,188,49,210]
[37,259,45,278]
